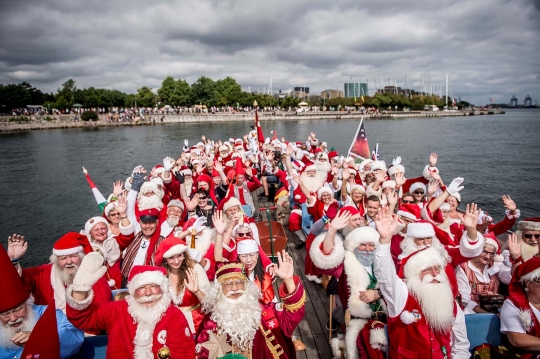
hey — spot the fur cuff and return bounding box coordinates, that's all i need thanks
[309,232,345,270]
[459,232,484,258]
[366,183,382,198]
[331,335,345,359]
[66,285,94,311]
[370,327,387,350]
[345,319,367,359]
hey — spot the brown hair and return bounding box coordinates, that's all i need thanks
[114,291,129,301]
[161,252,196,294]
[366,195,380,203]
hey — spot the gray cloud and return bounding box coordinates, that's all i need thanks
[0,0,538,105]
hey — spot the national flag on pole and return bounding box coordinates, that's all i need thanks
[254,110,265,144]
[348,118,370,160]
[371,143,380,160]
[83,168,108,212]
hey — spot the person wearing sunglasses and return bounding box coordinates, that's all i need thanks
[517,217,540,263]
[455,236,511,314]
[409,182,427,207]
[500,256,540,357]
[189,189,215,228]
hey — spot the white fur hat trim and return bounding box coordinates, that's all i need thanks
[163,244,188,259]
[85,216,110,236]
[223,197,241,211]
[127,270,168,296]
[371,160,387,171]
[403,247,445,279]
[317,186,333,200]
[406,222,434,238]
[439,202,451,211]
[409,182,426,194]
[344,227,380,251]
[382,180,396,189]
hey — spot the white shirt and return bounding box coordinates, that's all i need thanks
[133,238,150,266]
[455,261,512,314]
[374,243,471,359]
[501,299,540,334]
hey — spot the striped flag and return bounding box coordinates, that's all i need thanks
[348,118,370,160]
[84,168,108,212]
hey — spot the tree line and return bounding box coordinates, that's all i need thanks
[0,76,468,112]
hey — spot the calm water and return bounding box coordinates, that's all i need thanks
[1,109,539,266]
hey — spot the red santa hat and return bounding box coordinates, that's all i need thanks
[138,208,160,223]
[304,163,316,172]
[397,204,421,221]
[484,234,504,262]
[328,150,339,160]
[317,186,333,200]
[517,217,540,231]
[154,164,165,176]
[219,145,229,152]
[0,244,30,312]
[507,257,540,331]
[291,160,305,172]
[223,197,242,212]
[215,261,247,283]
[53,232,89,256]
[211,168,220,177]
[127,266,168,296]
[338,206,360,217]
[477,211,493,224]
[399,247,446,279]
[85,216,110,236]
[20,304,60,359]
[382,180,396,190]
[154,237,188,266]
[150,176,164,187]
[406,221,435,238]
[179,166,193,176]
[274,187,289,204]
[409,182,426,194]
[139,181,160,195]
[359,159,373,172]
[235,157,246,177]
[237,239,259,255]
[439,202,451,211]
[343,227,380,251]
[104,201,117,218]
[387,157,405,177]
[371,160,387,172]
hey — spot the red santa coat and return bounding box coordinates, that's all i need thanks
[67,299,195,359]
[387,295,455,359]
[196,277,306,359]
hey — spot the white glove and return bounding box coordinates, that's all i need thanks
[446,177,464,195]
[187,248,202,262]
[392,156,402,166]
[72,252,107,292]
[183,139,189,152]
[265,137,271,144]
[163,156,174,171]
[191,217,207,232]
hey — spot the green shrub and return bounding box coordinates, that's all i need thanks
[81,111,99,121]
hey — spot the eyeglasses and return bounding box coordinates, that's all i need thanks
[221,280,245,289]
[401,200,413,204]
[524,234,540,240]
[481,250,496,257]
[0,304,25,319]
[168,208,183,215]
[236,232,252,237]
[413,191,424,195]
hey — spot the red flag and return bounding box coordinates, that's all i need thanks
[348,118,370,159]
[255,110,265,143]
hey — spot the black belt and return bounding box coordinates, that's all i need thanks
[351,311,387,323]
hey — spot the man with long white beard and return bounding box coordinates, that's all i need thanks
[314,151,331,176]
[0,242,83,359]
[515,217,540,262]
[196,253,305,359]
[9,233,111,323]
[67,256,195,359]
[373,207,470,359]
[159,199,187,238]
[310,226,387,359]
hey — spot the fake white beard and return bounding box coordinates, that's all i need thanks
[315,161,331,175]
[300,172,325,193]
[521,241,539,261]
[203,282,262,352]
[166,215,179,228]
[406,273,454,333]
[400,237,451,262]
[353,249,375,267]
[137,194,164,211]
[0,301,38,350]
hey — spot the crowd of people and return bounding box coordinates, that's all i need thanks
[1,120,540,359]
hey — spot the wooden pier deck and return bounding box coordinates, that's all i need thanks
[254,189,335,359]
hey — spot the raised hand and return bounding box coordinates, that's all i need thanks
[330,211,352,231]
[394,172,406,186]
[457,203,480,229]
[310,132,316,140]
[113,180,123,196]
[212,211,227,234]
[427,179,440,196]
[502,195,517,212]
[163,156,174,171]
[116,196,127,215]
[430,171,442,183]
[214,161,223,173]
[374,206,398,242]
[387,191,398,206]
[201,135,206,141]
[429,152,438,167]
[507,233,521,260]
[291,173,301,184]
[7,234,28,260]
[446,177,464,195]
[184,268,199,294]
[274,250,294,280]
[375,170,387,184]
[342,168,350,180]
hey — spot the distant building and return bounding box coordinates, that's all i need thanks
[320,89,344,99]
[524,94,532,107]
[510,95,518,107]
[344,83,368,98]
[293,87,309,98]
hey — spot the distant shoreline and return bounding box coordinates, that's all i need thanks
[0,109,505,133]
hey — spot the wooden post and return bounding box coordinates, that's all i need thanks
[328,294,333,342]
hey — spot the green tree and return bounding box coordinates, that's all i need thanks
[214,77,243,106]
[191,76,216,106]
[0,84,31,109]
[135,86,157,107]
[157,76,192,106]
[55,79,77,109]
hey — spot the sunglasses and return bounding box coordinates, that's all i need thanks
[401,200,413,204]
[198,197,207,200]
[524,234,540,240]
[413,191,424,195]
[236,232,252,237]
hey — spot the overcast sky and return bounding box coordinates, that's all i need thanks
[1,0,538,105]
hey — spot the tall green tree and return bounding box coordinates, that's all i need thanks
[157,76,192,106]
[55,79,77,109]
[135,86,157,107]
[190,76,216,106]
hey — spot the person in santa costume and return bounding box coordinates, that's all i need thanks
[159,199,188,238]
[310,225,387,359]
[307,186,335,222]
[455,235,512,314]
[8,233,112,326]
[0,237,83,359]
[515,217,540,262]
[154,237,210,336]
[196,254,305,359]
[67,257,196,359]
[373,206,471,359]
[389,203,422,265]
[121,208,167,283]
[210,161,229,205]
[341,179,366,217]
[222,158,261,215]
[500,256,540,357]
[221,197,259,242]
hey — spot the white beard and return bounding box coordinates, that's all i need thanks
[521,241,538,261]
[127,290,172,359]
[55,262,79,285]
[137,194,164,211]
[203,282,262,352]
[0,302,38,350]
[166,216,179,228]
[315,161,331,175]
[399,236,451,262]
[407,273,454,333]
[300,172,325,193]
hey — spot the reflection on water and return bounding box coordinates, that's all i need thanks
[1,109,539,265]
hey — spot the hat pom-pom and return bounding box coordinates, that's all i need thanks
[400,310,415,325]
[295,194,301,200]
[108,279,115,287]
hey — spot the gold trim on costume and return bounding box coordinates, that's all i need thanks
[179,303,201,312]
[260,325,284,358]
[283,290,306,313]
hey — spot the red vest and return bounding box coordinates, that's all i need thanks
[388,295,453,359]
